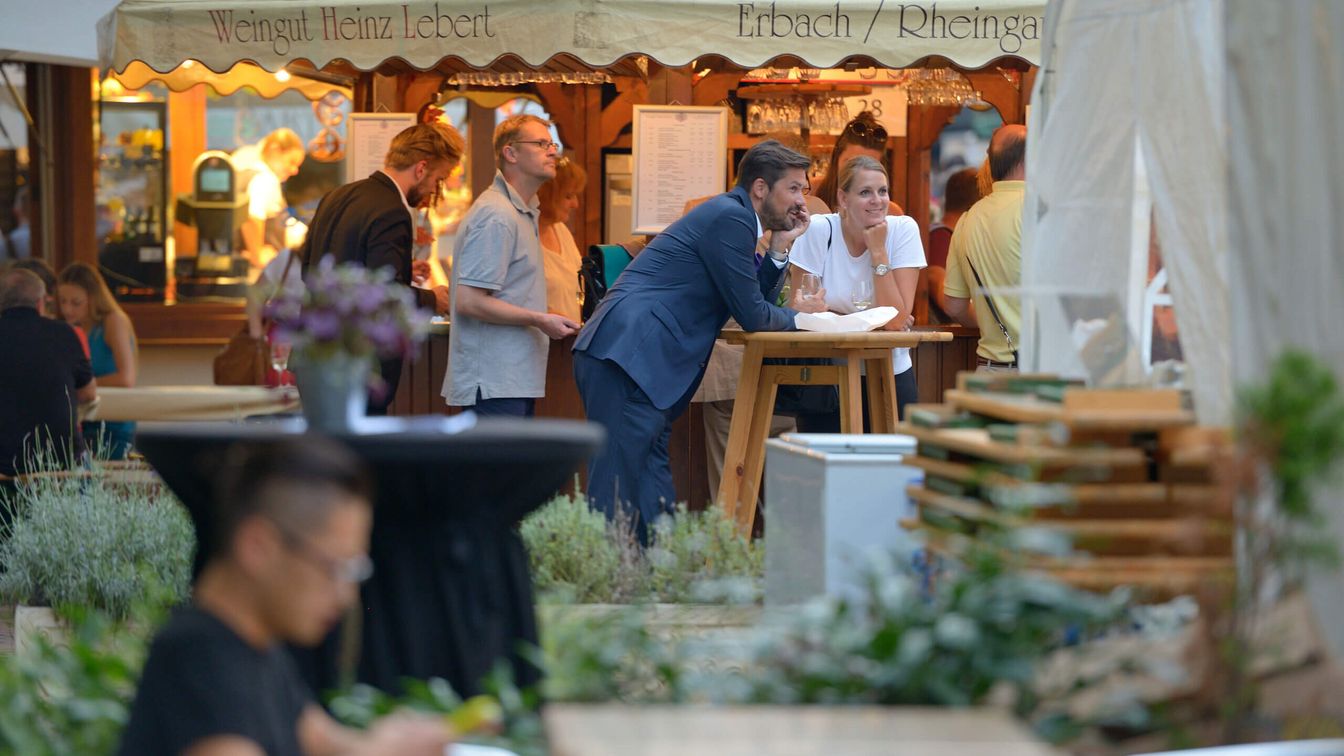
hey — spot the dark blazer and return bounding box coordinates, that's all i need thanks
[299,171,430,412]
[574,186,797,410]
[300,171,413,285]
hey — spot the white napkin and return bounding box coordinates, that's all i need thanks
[795,306,898,333]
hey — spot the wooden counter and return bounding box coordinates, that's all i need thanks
[123,301,247,346]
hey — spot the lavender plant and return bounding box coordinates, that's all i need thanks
[265,257,429,365]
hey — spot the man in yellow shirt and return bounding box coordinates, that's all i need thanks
[944,124,1026,369]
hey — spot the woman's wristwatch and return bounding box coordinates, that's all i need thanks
[872,263,890,276]
[767,247,790,263]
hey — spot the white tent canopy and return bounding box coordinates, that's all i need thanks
[99,0,1045,73]
[1024,0,1344,658]
[1021,0,1230,422]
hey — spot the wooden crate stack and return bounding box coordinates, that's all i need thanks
[898,372,1233,599]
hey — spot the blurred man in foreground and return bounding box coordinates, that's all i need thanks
[118,437,452,756]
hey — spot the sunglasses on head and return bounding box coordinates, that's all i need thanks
[844,120,888,144]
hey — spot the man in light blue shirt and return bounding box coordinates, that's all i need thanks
[444,115,580,416]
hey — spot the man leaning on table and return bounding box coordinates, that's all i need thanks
[573,140,827,545]
[943,124,1027,371]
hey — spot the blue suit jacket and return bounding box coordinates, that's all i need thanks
[574,186,797,410]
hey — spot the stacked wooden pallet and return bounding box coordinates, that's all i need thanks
[899,372,1232,599]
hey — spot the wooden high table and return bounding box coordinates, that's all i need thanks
[716,328,954,532]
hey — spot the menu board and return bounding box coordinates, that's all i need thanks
[631,105,729,235]
[346,113,417,184]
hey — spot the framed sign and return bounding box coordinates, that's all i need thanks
[631,105,730,235]
[346,112,417,184]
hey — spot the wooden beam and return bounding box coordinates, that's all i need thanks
[32,65,96,269]
[168,87,207,258]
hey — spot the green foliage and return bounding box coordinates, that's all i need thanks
[519,490,645,603]
[736,545,1126,707]
[533,607,685,703]
[1236,348,1344,567]
[327,666,545,756]
[520,492,762,605]
[0,606,158,756]
[647,505,763,603]
[0,466,195,618]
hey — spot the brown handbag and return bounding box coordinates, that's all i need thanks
[212,251,300,385]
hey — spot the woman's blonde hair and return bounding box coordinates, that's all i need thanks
[836,155,888,197]
[58,261,123,325]
[259,128,304,156]
[537,156,588,226]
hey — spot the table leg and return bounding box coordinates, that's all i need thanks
[838,351,864,433]
[735,368,782,534]
[717,341,766,524]
[867,352,898,432]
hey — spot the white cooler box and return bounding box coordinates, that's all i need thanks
[763,433,922,606]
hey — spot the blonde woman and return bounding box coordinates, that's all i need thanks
[58,262,138,457]
[536,155,587,322]
[787,155,927,421]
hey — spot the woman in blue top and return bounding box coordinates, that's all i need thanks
[58,262,138,458]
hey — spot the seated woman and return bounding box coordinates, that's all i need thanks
[536,155,587,323]
[58,262,138,458]
[807,112,903,217]
[787,155,927,422]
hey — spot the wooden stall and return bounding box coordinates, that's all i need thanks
[102,0,1040,502]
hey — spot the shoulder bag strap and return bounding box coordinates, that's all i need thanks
[963,255,1015,352]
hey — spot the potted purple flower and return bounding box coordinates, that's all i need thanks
[265,257,429,431]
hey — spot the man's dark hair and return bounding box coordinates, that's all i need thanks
[943,167,982,214]
[735,140,811,191]
[989,131,1027,181]
[210,437,372,558]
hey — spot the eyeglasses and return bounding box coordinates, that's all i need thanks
[511,139,559,152]
[275,526,374,585]
[843,120,888,144]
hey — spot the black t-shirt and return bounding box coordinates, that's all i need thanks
[0,306,93,477]
[118,606,313,756]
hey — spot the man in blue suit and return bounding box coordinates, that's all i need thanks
[574,141,824,544]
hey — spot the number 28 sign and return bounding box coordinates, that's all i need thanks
[842,86,908,138]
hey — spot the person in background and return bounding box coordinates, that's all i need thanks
[926,167,983,324]
[0,268,95,478]
[536,155,587,323]
[444,114,580,417]
[786,155,927,422]
[945,125,1028,371]
[5,187,32,261]
[57,261,138,458]
[573,140,825,545]
[301,122,463,413]
[233,128,307,270]
[11,258,90,357]
[806,112,903,217]
[117,437,452,756]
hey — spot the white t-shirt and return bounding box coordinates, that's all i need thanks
[789,213,927,374]
[231,144,285,222]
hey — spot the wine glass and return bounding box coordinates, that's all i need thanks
[851,278,874,311]
[799,273,823,304]
[270,340,293,374]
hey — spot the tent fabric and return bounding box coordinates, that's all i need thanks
[1021,0,1231,423]
[1224,0,1344,657]
[113,60,352,100]
[99,0,1045,74]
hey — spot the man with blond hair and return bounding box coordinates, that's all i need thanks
[301,121,465,412]
[443,114,579,417]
